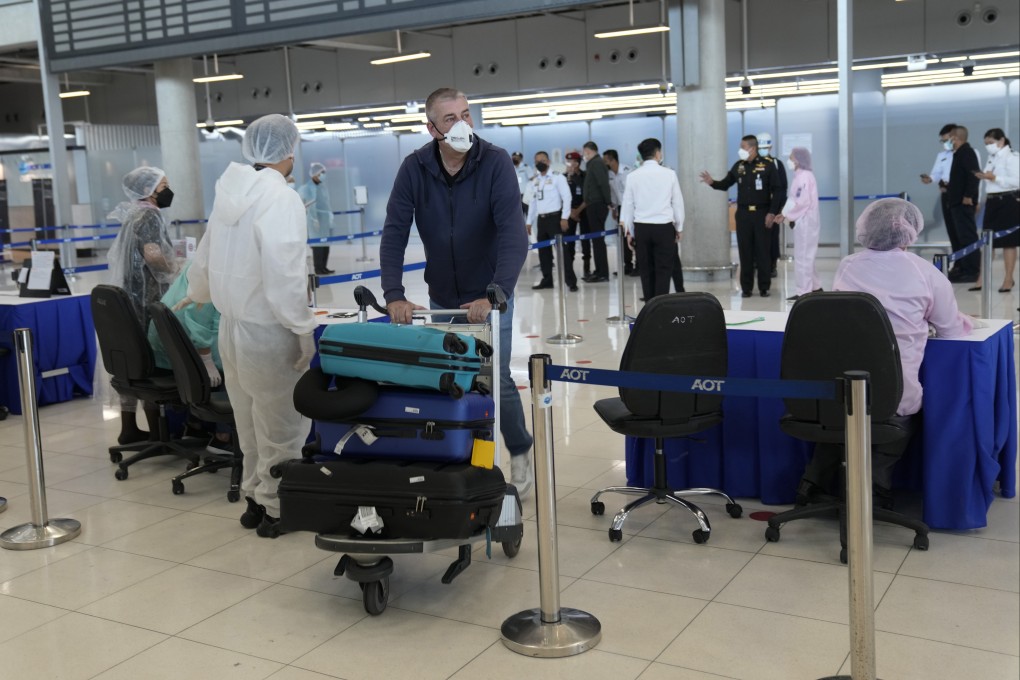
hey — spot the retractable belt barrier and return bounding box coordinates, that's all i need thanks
[933,225,1019,319]
[34,234,117,245]
[503,354,879,680]
[307,229,382,245]
[818,192,907,202]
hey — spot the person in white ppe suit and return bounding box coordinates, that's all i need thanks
[776,147,822,299]
[298,162,334,275]
[186,114,317,538]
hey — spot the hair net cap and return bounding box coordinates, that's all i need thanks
[789,147,813,171]
[122,166,165,201]
[309,162,326,177]
[243,114,300,164]
[855,198,925,251]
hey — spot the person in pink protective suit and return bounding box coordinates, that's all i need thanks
[775,147,821,299]
[796,197,974,507]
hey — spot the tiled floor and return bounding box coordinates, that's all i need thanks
[0,242,1017,679]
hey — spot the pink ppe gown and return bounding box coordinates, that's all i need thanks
[781,169,821,296]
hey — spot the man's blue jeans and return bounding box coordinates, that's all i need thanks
[430,296,533,458]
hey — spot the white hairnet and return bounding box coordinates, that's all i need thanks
[243,114,299,164]
[309,162,326,177]
[855,198,924,251]
[789,147,813,171]
[756,132,773,149]
[122,166,165,201]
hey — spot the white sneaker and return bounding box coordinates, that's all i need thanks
[510,452,534,500]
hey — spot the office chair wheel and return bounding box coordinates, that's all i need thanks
[186,460,201,471]
[227,489,240,503]
[913,534,929,551]
[109,451,123,464]
[726,503,743,518]
[114,467,128,481]
[764,526,781,542]
[692,529,709,544]
[172,480,184,495]
[269,465,283,479]
[590,501,605,516]
[502,535,522,558]
[840,547,848,564]
[362,577,390,616]
[608,528,623,542]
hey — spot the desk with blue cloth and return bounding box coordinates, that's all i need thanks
[0,292,97,415]
[624,310,1017,531]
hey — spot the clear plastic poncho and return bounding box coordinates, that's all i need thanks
[106,200,180,329]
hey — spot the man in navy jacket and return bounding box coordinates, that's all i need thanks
[380,87,535,496]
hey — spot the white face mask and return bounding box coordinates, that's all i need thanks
[985,142,1001,156]
[786,158,796,172]
[738,148,751,161]
[442,120,474,153]
[943,139,954,151]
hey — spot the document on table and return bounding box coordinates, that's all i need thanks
[27,251,55,290]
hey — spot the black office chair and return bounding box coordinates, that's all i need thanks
[91,285,204,479]
[589,293,742,543]
[149,302,243,502]
[764,292,929,562]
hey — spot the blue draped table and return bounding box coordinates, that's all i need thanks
[625,311,1017,531]
[0,292,97,415]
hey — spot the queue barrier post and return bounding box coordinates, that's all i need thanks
[356,209,373,262]
[980,230,993,320]
[932,253,949,277]
[779,221,793,262]
[1,329,82,550]
[820,370,878,680]
[606,229,635,326]
[546,234,582,345]
[501,354,601,657]
[308,273,319,308]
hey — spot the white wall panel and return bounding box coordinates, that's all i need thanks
[453,21,520,95]
[393,32,456,104]
[235,50,289,117]
[585,3,666,85]
[516,13,589,92]
[289,46,342,112]
[337,49,396,107]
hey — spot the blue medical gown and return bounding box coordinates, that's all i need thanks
[147,261,222,370]
[298,181,333,240]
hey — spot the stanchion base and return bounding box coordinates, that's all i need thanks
[605,315,635,326]
[546,333,583,345]
[1,518,81,550]
[0,497,6,513]
[356,257,375,262]
[818,676,882,679]
[501,607,602,658]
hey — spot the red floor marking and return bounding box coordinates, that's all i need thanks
[525,335,539,338]
[576,360,593,364]
[577,319,589,322]
[749,511,776,521]
[517,385,527,390]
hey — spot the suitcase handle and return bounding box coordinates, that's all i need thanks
[354,286,390,316]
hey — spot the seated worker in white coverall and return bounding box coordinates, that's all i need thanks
[186,114,317,538]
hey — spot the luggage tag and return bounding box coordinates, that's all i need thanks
[351,506,384,534]
[334,425,377,454]
[471,439,495,469]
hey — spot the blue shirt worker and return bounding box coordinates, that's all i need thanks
[299,162,335,275]
[379,87,535,497]
[147,261,222,384]
[526,150,575,292]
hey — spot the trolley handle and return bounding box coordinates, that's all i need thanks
[487,283,508,313]
[353,285,389,315]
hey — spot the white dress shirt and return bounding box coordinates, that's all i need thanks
[983,145,1020,194]
[618,159,685,235]
[930,147,981,185]
[608,165,632,207]
[525,172,572,226]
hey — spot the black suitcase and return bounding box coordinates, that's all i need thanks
[277,458,507,539]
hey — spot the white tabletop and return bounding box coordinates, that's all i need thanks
[0,291,89,306]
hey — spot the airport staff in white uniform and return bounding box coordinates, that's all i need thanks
[526,150,575,291]
[920,122,980,272]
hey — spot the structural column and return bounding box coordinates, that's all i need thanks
[837,0,854,256]
[670,0,730,278]
[154,59,204,233]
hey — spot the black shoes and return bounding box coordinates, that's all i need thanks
[584,274,609,283]
[626,270,640,277]
[948,271,978,283]
[314,268,335,276]
[760,290,770,297]
[240,497,266,529]
[569,284,579,292]
[256,514,285,539]
[532,280,554,290]
[771,267,778,278]
[741,291,752,298]
[786,294,800,301]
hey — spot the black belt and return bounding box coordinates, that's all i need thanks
[987,191,1019,200]
[538,211,561,218]
[738,204,771,212]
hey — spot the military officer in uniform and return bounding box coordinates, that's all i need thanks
[700,135,783,297]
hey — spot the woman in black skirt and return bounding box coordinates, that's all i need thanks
[975,128,1019,292]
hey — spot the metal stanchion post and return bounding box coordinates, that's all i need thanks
[779,222,793,262]
[1,329,81,550]
[820,370,878,680]
[174,219,182,240]
[357,209,372,262]
[980,230,993,320]
[606,230,635,326]
[546,235,582,345]
[932,254,949,278]
[502,355,601,657]
[308,273,319,308]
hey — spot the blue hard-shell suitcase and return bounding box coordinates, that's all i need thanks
[318,323,492,398]
[316,387,494,463]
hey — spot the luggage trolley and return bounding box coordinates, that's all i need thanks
[277,284,524,616]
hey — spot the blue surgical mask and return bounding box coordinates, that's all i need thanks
[943,140,954,151]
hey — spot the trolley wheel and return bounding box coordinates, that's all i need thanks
[109,451,123,464]
[608,528,623,542]
[764,525,781,542]
[475,339,493,358]
[692,529,709,544]
[590,501,605,516]
[227,489,240,503]
[726,503,743,518]
[114,467,128,481]
[363,577,389,616]
[502,534,522,558]
[840,547,848,564]
[913,533,929,551]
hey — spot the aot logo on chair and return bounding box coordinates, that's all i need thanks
[671,315,695,324]
[690,378,725,392]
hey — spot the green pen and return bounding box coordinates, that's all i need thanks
[726,316,766,326]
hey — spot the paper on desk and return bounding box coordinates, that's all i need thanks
[17,267,29,284]
[27,251,54,290]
